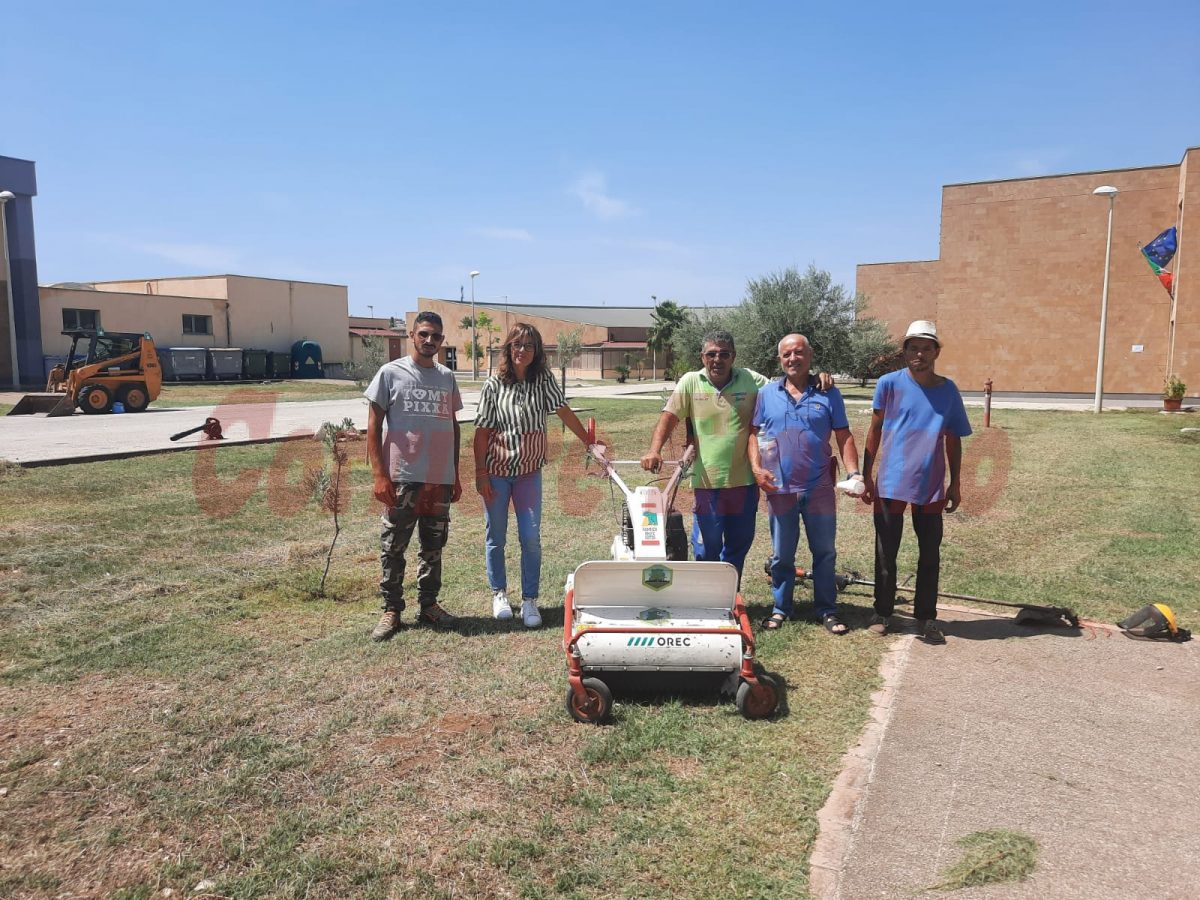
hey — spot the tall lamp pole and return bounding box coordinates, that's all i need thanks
[470,270,480,379]
[0,191,19,389]
[1092,186,1119,413]
[649,294,657,380]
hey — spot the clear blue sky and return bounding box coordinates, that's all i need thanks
[4,1,1198,317]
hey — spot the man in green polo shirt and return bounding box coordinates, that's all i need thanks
[641,330,767,576]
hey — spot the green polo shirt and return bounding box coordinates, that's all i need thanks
[665,367,768,489]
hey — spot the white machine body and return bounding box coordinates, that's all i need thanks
[567,560,742,672]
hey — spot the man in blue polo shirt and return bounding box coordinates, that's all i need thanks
[861,320,972,645]
[749,334,863,634]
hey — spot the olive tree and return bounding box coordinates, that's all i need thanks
[555,328,584,392]
[668,265,867,379]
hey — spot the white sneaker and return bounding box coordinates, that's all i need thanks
[521,598,542,629]
[492,589,513,620]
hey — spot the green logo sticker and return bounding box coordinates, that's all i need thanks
[642,565,673,592]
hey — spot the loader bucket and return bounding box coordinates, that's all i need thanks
[6,393,77,417]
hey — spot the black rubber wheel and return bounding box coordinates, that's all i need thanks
[79,385,113,414]
[736,675,779,720]
[119,384,151,412]
[565,678,613,724]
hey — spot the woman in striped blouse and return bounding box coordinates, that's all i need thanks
[473,323,599,627]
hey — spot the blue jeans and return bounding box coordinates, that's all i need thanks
[484,471,543,600]
[767,481,838,619]
[691,484,760,577]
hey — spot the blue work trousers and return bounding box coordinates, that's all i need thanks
[690,484,760,578]
[767,482,838,620]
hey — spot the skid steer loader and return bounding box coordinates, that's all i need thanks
[7,331,162,417]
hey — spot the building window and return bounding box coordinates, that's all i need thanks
[183,314,213,336]
[62,308,100,331]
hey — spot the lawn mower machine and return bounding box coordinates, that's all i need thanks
[561,421,780,724]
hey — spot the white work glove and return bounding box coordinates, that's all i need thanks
[588,443,608,466]
[836,476,866,496]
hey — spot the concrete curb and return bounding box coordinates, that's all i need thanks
[809,634,914,899]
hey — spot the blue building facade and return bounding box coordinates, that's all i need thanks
[0,155,43,387]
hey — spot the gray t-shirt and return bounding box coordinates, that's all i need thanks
[364,357,463,485]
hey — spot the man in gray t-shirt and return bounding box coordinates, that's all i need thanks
[364,311,464,640]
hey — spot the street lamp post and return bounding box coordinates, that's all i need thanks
[367,304,374,319]
[0,191,19,389]
[1092,186,1119,413]
[469,271,480,379]
[649,295,657,380]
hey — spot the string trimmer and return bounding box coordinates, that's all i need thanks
[790,568,1080,628]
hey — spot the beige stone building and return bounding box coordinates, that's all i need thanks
[408,297,667,379]
[38,274,350,375]
[348,315,407,366]
[858,146,1198,397]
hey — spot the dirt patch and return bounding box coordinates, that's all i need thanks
[436,713,497,736]
[369,714,499,776]
[372,734,424,754]
[1,674,179,753]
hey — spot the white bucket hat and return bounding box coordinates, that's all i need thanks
[904,320,941,347]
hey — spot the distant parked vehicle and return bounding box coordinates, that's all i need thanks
[8,330,162,417]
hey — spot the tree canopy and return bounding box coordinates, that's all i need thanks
[669,265,894,380]
[646,299,692,379]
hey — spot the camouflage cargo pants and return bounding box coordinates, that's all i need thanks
[379,482,452,611]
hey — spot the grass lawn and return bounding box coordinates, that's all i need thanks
[1,401,1196,897]
[157,380,368,408]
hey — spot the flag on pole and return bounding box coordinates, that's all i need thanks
[1140,227,1177,295]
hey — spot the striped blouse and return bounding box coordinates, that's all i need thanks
[474,371,567,477]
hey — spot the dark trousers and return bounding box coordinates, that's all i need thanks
[379,482,452,611]
[873,498,944,621]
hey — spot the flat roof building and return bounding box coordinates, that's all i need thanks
[410,297,672,378]
[857,146,1198,398]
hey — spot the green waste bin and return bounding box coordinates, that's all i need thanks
[242,349,269,380]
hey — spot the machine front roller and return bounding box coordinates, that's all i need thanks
[736,674,779,720]
[565,677,613,724]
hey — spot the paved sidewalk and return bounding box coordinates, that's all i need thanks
[811,607,1200,899]
[0,382,672,466]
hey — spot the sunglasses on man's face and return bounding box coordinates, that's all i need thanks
[703,350,732,360]
[416,331,444,342]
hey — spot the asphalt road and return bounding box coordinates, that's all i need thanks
[0,382,674,466]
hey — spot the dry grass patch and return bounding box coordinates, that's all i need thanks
[0,402,1195,896]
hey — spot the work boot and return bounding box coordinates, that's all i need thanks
[917,619,946,645]
[371,609,403,642]
[866,614,891,636]
[492,589,514,621]
[417,601,459,631]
